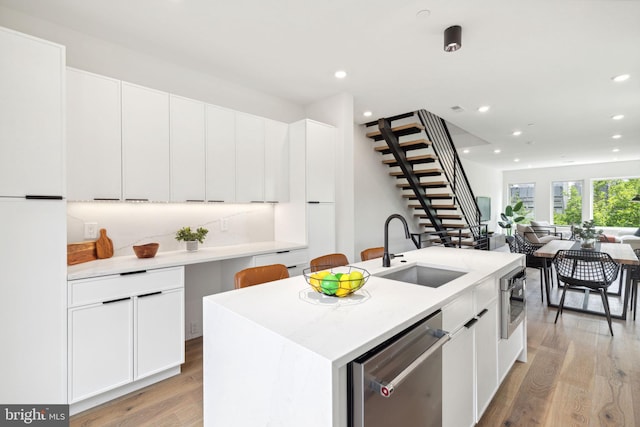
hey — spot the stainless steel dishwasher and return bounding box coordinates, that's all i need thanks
[349,310,449,427]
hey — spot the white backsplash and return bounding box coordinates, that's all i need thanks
[67,202,276,257]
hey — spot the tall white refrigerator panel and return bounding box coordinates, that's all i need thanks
[0,198,67,403]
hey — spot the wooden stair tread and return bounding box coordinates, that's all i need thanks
[409,204,458,210]
[374,139,432,154]
[403,193,453,199]
[419,222,469,229]
[382,154,438,165]
[366,123,425,141]
[389,168,443,178]
[397,181,448,189]
[414,213,464,221]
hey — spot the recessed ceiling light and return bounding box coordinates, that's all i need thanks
[416,9,431,19]
[363,111,373,117]
[334,70,347,79]
[463,149,470,154]
[612,114,624,120]
[512,130,522,136]
[612,148,620,153]
[612,134,622,139]
[612,74,630,82]
[494,149,501,154]
[478,105,490,113]
[514,158,520,162]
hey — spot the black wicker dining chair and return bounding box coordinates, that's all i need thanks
[552,250,620,336]
[630,248,640,321]
[514,233,552,302]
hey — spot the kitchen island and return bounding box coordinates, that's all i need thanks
[203,246,526,427]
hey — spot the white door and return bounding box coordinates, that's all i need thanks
[306,121,336,203]
[264,119,289,202]
[135,289,185,380]
[67,68,122,201]
[205,105,236,202]
[307,202,336,260]
[0,28,64,197]
[170,95,206,202]
[121,82,170,201]
[442,326,475,427]
[68,299,133,403]
[235,112,265,202]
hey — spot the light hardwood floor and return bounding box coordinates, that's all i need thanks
[71,268,640,427]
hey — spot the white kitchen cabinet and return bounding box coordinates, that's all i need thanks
[205,105,236,202]
[67,267,184,408]
[235,112,265,202]
[443,322,475,427]
[306,120,336,203]
[69,298,133,403]
[475,300,499,419]
[136,288,185,379]
[67,68,122,201]
[307,202,336,261]
[264,119,289,203]
[0,27,65,197]
[170,95,206,201]
[254,248,309,277]
[121,82,170,201]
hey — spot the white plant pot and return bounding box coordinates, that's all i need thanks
[186,240,198,251]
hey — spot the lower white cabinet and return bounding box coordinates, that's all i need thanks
[253,249,309,277]
[443,322,474,427]
[475,300,499,419]
[68,267,184,404]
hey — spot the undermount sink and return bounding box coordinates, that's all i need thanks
[374,264,467,288]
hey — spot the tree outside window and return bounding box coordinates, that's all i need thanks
[508,183,535,220]
[592,178,640,227]
[552,181,583,225]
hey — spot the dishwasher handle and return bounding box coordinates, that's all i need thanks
[371,330,450,398]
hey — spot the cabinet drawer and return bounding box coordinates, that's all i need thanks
[254,249,308,269]
[442,291,474,333]
[69,266,184,307]
[474,278,498,310]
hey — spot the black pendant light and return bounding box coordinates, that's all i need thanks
[444,25,462,52]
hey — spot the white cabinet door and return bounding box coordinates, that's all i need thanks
[69,299,133,403]
[235,112,264,202]
[135,289,185,380]
[307,202,336,261]
[121,82,170,201]
[264,119,289,202]
[306,121,336,203]
[205,105,236,202]
[67,68,122,201]
[475,301,499,420]
[443,325,475,427]
[170,95,206,202]
[0,28,64,197]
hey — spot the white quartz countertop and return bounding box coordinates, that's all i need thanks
[67,241,306,280]
[203,246,524,366]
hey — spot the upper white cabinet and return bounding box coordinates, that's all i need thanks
[306,120,336,203]
[121,82,170,201]
[264,119,289,203]
[0,27,65,197]
[205,105,236,202]
[235,112,265,203]
[67,68,122,201]
[170,95,206,202]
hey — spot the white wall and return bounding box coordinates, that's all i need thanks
[0,6,305,122]
[502,160,640,225]
[305,93,355,261]
[461,158,503,233]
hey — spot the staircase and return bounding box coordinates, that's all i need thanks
[365,110,488,249]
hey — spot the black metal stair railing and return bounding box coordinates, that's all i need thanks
[416,110,482,242]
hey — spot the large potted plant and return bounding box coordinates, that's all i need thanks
[175,226,209,251]
[498,201,529,237]
[573,219,603,249]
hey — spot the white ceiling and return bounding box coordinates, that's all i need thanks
[1,0,639,170]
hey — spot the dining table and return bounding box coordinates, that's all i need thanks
[533,240,639,320]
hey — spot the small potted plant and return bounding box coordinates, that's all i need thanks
[573,219,602,249]
[175,226,209,251]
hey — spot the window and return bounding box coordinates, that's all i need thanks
[508,183,535,219]
[552,181,583,225]
[592,178,640,227]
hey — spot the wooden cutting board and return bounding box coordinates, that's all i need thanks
[67,241,97,266]
[96,228,114,259]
